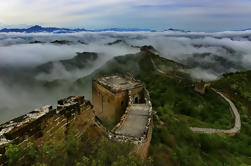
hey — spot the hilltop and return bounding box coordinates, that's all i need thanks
[36,52,99,73]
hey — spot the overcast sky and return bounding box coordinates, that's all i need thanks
[0,0,251,32]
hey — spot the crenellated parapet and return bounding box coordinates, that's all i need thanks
[106,86,153,161]
[0,105,54,146]
[109,86,153,146]
[0,96,97,163]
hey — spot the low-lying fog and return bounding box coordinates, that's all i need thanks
[0,30,251,123]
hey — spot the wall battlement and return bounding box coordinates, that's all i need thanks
[194,80,211,94]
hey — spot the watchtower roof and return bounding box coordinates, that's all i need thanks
[94,75,143,93]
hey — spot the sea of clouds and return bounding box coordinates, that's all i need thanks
[1,30,251,78]
[0,30,251,123]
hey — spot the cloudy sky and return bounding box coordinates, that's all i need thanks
[0,0,251,32]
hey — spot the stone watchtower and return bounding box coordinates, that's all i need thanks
[194,80,211,94]
[92,74,145,124]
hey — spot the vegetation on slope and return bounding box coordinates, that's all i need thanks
[213,71,251,109]
[139,73,233,129]
[5,135,144,166]
[139,72,250,166]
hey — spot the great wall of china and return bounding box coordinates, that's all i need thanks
[0,96,101,164]
[149,48,241,136]
[0,74,153,164]
[190,88,241,135]
[0,70,241,165]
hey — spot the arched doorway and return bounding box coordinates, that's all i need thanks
[134,97,139,104]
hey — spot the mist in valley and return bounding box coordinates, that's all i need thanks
[0,30,251,123]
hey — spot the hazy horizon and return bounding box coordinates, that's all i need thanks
[1,0,251,32]
[1,24,251,33]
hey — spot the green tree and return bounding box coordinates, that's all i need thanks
[76,156,90,166]
[5,143,24,166]
[111,155,139,166]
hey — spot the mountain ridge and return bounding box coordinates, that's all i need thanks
[0,25,155,33]
[1,25,251,33]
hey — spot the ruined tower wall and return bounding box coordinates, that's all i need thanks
[92,81,129,123]
[0,97,103,164]
[134,119,153,161]
[34,99,97,145]
[194,81,211,94]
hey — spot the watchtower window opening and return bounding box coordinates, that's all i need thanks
[134,97,139,104]
[121,101,124,106]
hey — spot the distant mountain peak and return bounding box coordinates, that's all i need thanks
[243,28,251,31]
[30,25,42,28]
[166,28,190,32]
[0,25,155,33]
